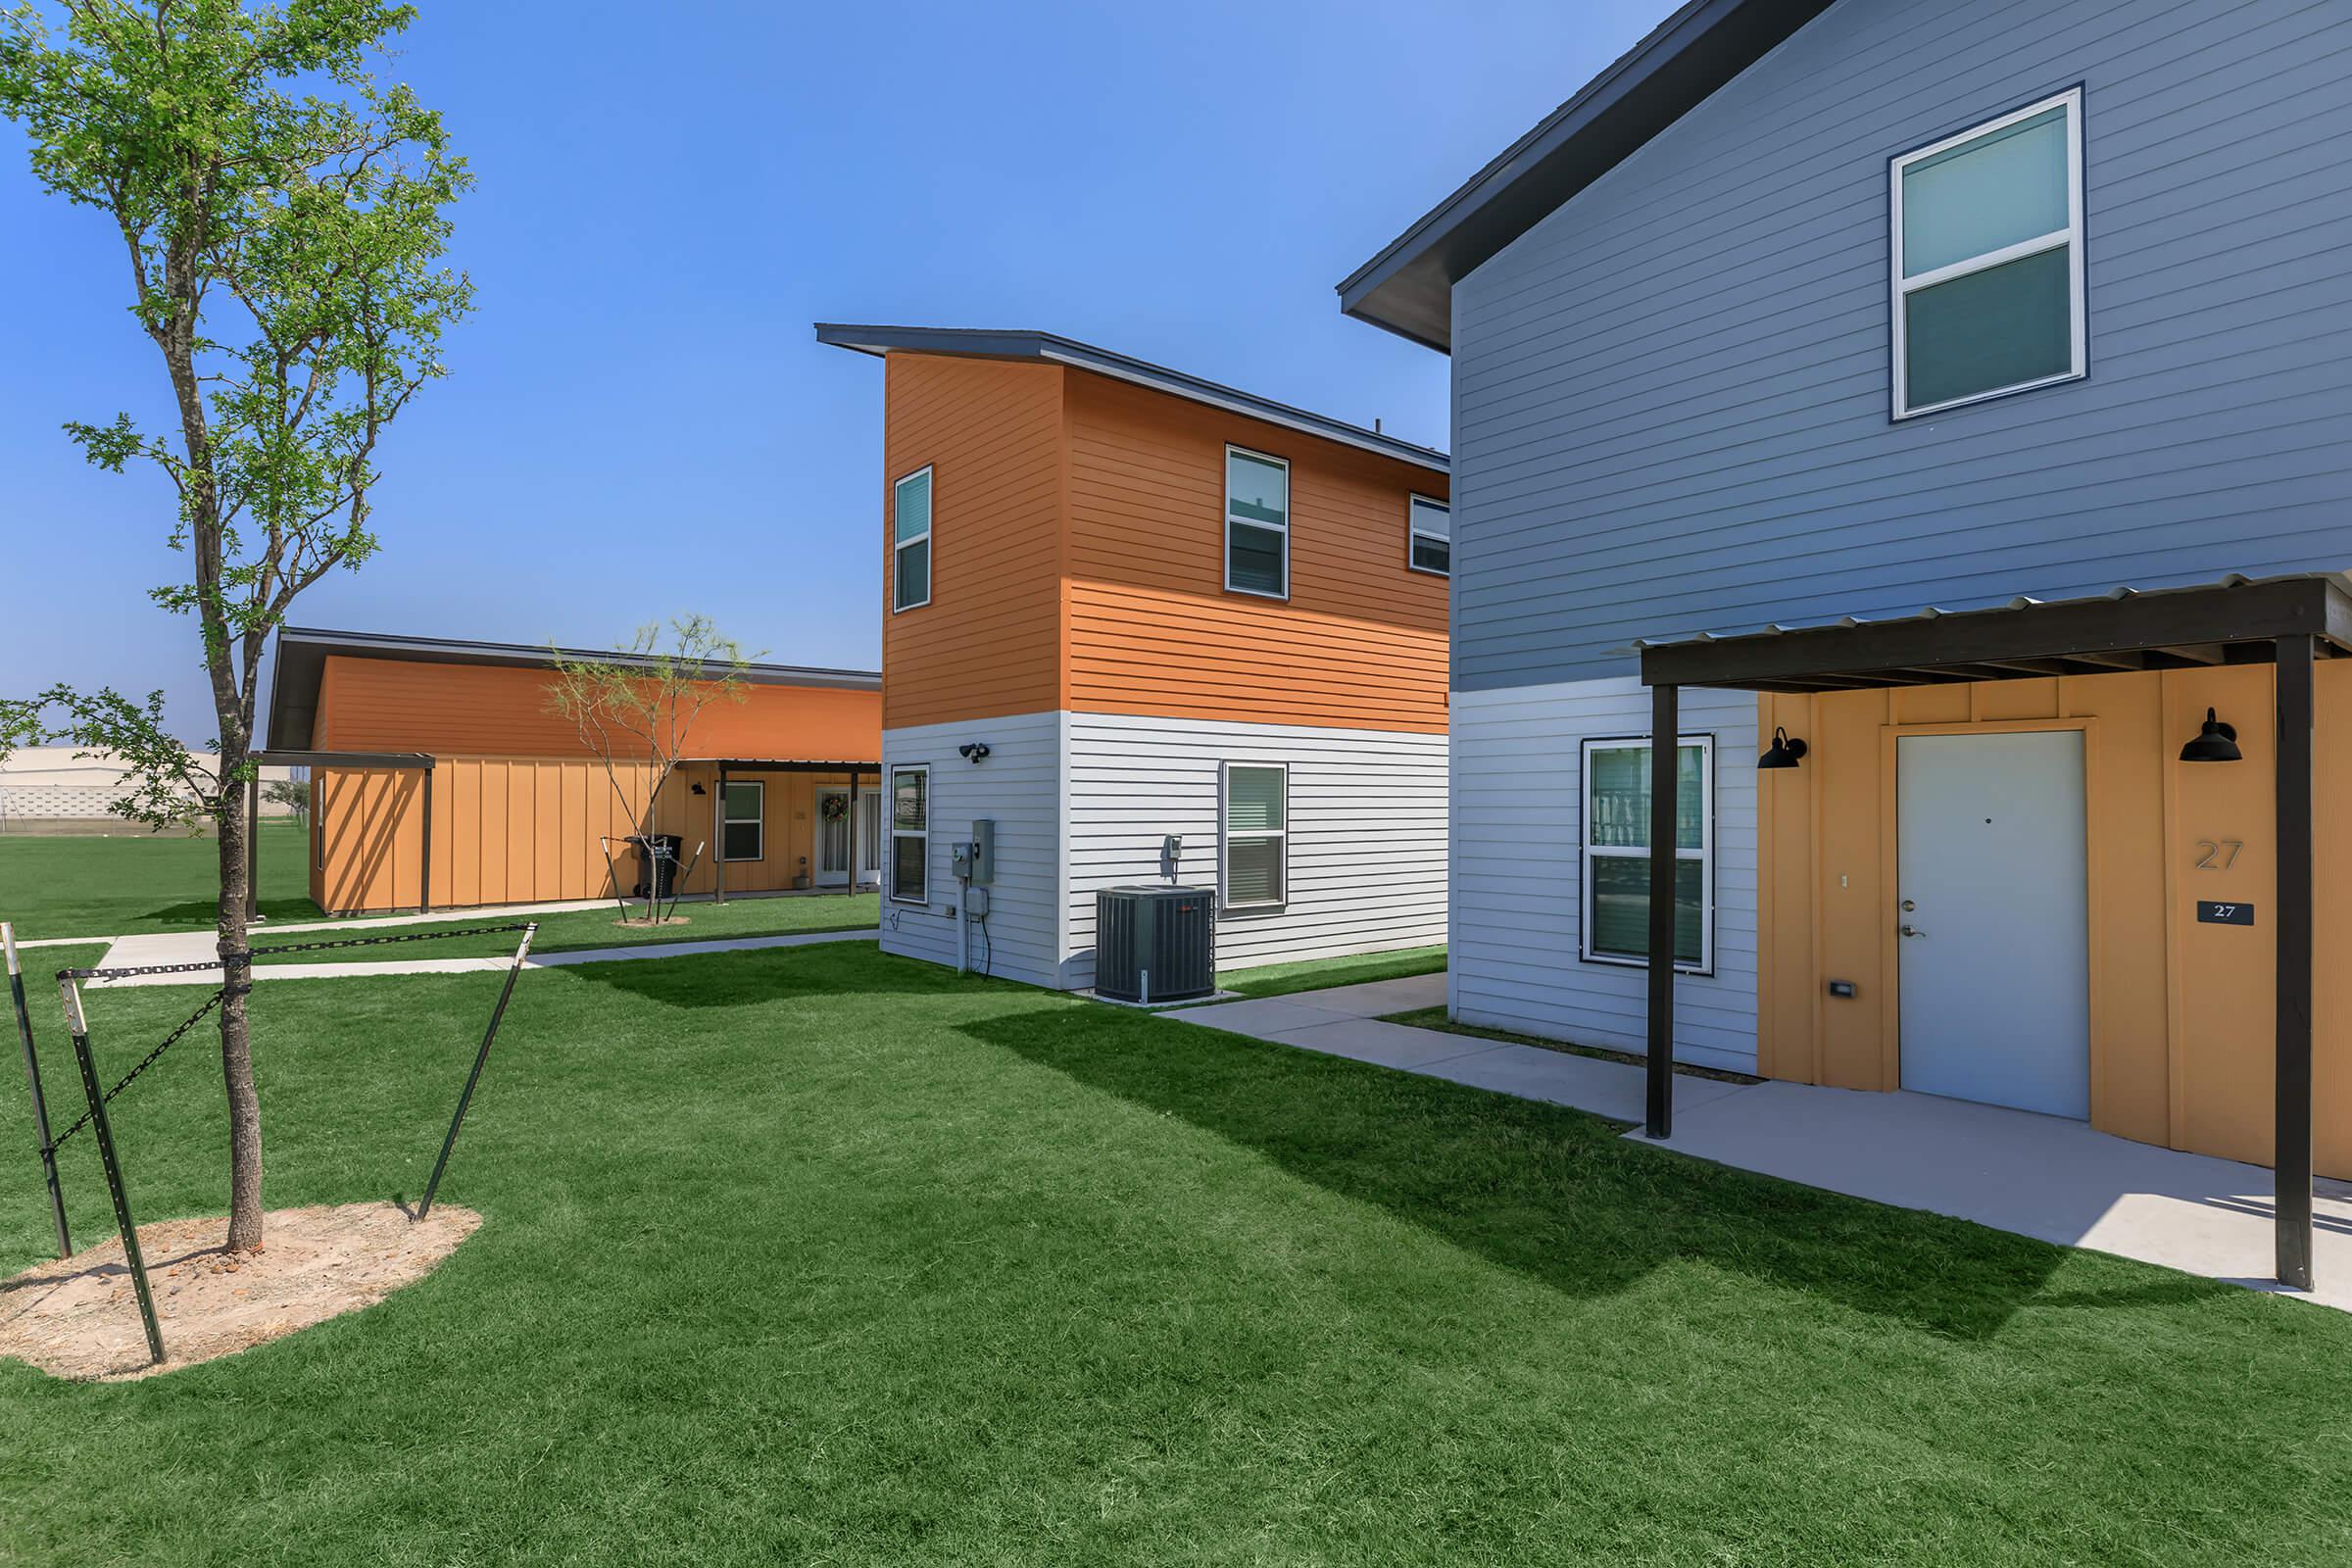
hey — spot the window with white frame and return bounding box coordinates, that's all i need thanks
[1220,761,1287,911]
[893,466,933,612]
[890,765,928,904]
[1407,494,1450,575]
[1891,88,2084,417]
[720,780,764,861]
[1224,447,1289,598]
[1580,736,1712,972]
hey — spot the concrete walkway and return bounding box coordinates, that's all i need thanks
[1170,974,1751,1124]
[1174,973,2352,1313]
[84,928,877,987]
[17,885,862,955]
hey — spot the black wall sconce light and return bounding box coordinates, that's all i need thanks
[1758,726,1809,770]
[2180,708,2242,763]
[690,782,708,796]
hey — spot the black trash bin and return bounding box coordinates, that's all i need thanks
[625,833,684,900]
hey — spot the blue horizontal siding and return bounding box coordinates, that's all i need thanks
[1449,0,2352,690]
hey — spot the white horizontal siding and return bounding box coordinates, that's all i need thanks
[1065,712,1447,989]
[1451,676,1758,1073]
[880,712,1062,988]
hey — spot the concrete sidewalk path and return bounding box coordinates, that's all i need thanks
[84,928,877,987]
[1174,970,2352,1314]
[1168,973,1750,1125]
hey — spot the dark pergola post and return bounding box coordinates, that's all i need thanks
[245,772,262,922]
[418,760,434,914]
[2276,633,2315,1290]
[1645,681,1680,1139]
[714,763,729,906]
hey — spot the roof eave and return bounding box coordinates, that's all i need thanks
[1337,0,1835,353]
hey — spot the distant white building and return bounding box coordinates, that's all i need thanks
[0,746,301,826]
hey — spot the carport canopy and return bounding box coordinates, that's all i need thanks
[1633,572,2352,1292]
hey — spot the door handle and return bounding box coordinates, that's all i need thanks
[1899,924,1926,939]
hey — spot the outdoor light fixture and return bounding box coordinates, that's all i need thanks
[690,782,708,796]
[2180,708,2242,763]
[1757,726,1809,770]
[957,742,992,764]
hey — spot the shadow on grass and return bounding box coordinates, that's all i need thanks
[964,1004,2235,1340]
[139,897,322,928]
[566,939,999,1009]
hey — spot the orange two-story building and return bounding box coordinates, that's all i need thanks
[818,324,1448,989]
[264,627,881,914]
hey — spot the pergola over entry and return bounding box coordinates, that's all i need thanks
[1636,572,2352,1291]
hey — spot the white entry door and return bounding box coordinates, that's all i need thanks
[1895,730,2090,1119]
[816,789,853,888]
[857,786,882,888]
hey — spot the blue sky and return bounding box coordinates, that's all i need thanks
[0,0,1665,736]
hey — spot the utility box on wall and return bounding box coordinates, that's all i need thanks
[1095,885,1214,1004]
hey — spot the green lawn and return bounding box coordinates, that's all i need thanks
[0,822,313,940]
[251,893,876,964]
[1208,943,1446,1001]
[4,944,2349,1563]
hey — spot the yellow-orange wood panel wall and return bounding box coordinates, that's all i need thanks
[877,352,1448,734]
[1755,663,2351,1178]
[306,654,880,912]
[311,761,873,913]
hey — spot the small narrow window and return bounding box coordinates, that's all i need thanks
[1224,447,1289,599]
[1891,88,2084,417]
[1220,762,1288,911]
[890,765,929,904]
[1407,494,1450,576]
[893,466,933,612]
[720,780,764,861]
[1580,736,1712,973]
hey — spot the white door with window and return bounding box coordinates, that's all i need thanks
[1895,730,2090,1119]
[857,786,882,888]
[816,789,853,888]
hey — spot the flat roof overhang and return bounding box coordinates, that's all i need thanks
[1638,573,2352,693]
[1632,570,2352,1296]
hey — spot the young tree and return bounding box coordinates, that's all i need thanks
[0,1,471,1251]
[545,617,752,925]
[264,769,310,824]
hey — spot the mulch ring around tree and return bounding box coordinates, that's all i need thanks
[0,1201,480,1382]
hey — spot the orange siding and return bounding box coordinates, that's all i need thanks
[881,353,1066,728]
[314,657,879,763]
[307,653,879,913]
[1061,368,1447,732]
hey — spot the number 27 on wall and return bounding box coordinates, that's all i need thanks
[2194,839,2244,870]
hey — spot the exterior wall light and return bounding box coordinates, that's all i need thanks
[2180,708,2242,762]
[957,742,991,763]
[690,782,708,795]
[1758,726,1809,769]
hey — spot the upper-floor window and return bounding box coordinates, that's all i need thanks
[1891,88,2084,418]
[893,466,933,612]
[1224,446,1290,599]
[1407,494,1450,576]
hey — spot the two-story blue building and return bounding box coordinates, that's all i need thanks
[1341,0,2352,1280]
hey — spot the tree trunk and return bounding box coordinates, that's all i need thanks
[215,742,265,1251]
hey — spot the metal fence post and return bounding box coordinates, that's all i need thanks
[416,922,536,1221]
[58,976,165,1365]
[5,923,70,1257]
